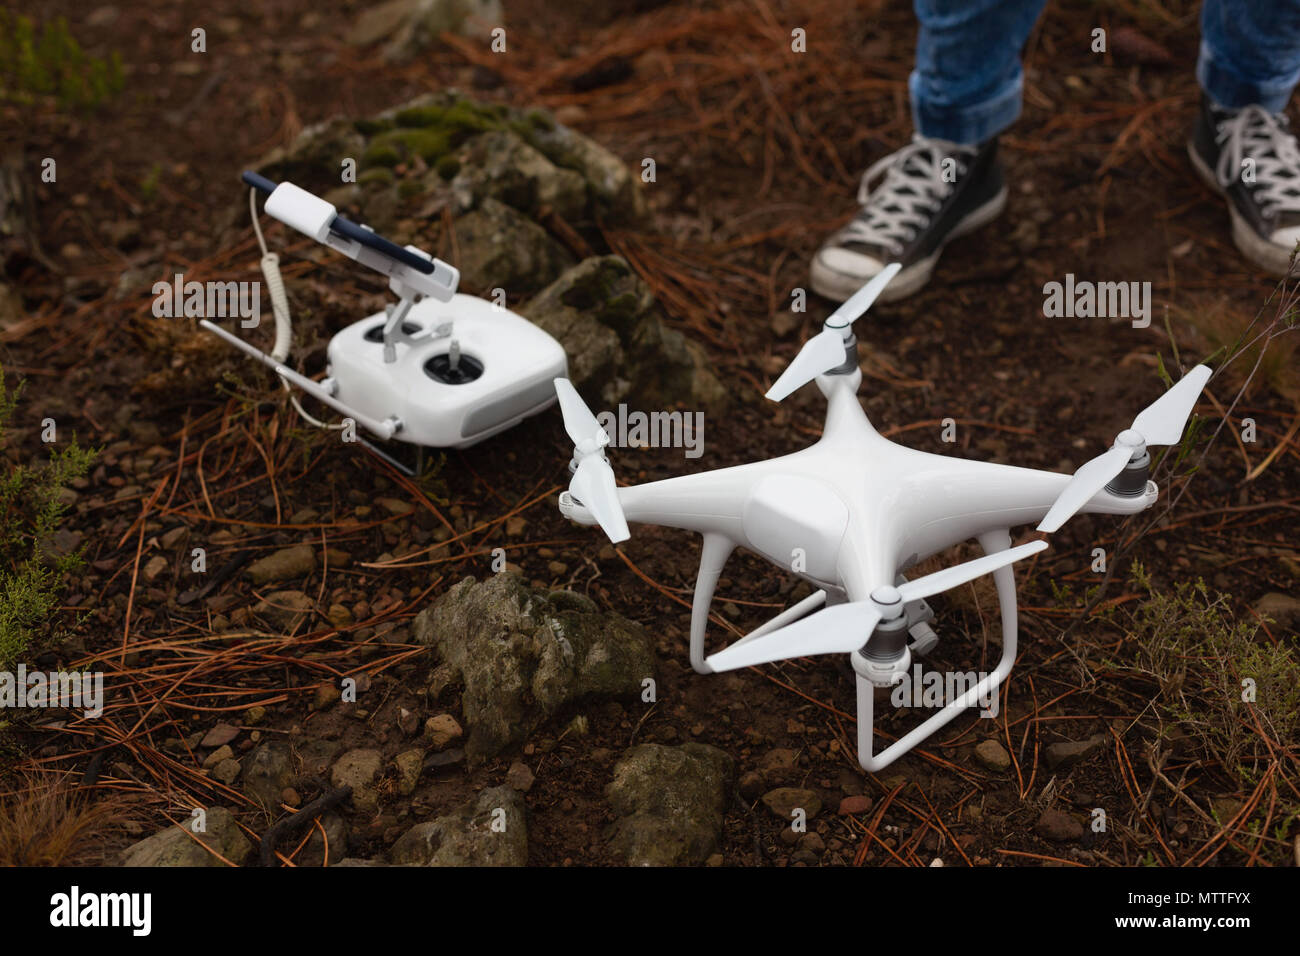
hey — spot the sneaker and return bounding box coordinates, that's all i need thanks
[810,135,1007,303]
[1188,97,1300,275]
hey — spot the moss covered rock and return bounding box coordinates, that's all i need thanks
[605,743,734,866]
[521,255,727,411]
[412,573,654,761]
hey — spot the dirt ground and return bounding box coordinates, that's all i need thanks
[3,0,1298,867]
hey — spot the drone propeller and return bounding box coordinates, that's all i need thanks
[705,539,1047,671]
[766,263,902,402]
[553,378,630,543]
[1038,364,1212,533]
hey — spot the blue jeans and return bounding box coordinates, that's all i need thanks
[913,0,1300,144]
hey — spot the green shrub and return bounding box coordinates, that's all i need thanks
[0,368,95,667]
[0,12,124,110]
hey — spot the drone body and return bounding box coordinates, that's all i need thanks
[554,265,1211,772]
[202,173,566,460]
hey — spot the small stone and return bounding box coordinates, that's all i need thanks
[245,706,267,725]
[201,722,240,748]
[705,853,724,867]
[425,713,464,749]
[758,748,799,775]
[203,745,233,769]
[398,707,419,736]
[761,787,821,821]
[1034,808,1084,842]
[143,555,169,582]
[1044,734,1106,770]
[798,832,826,855]
[377,497,414,516]
[738,771,764,801]
[213,758,241,785]
[314,683,341,710]
[395,749,424,795]
[838,795,873,816]
[1253,592,1300,629]
[974,739,1011,772]
[328,604,354,629]
[505,761,535,792]
[245,544,316,584]
[331,748,384,813]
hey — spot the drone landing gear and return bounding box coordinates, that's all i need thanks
[688,532,837,674]
[853,528,1019,772]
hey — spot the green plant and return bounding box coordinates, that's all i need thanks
[1114,563,1300,782]
[0,12,124,110]
[0,367,95,667]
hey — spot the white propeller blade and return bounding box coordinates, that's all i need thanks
[570,455,629,543]
[553,378,629,543]
[706,602,883,672]
[554,377,604,448]
[766,263,901,402]
[1037,364,1212,533]
[706,539,1046,672]
[1131,364,1212,446]
[897,540,1049,603]
[1037,445,1133,534]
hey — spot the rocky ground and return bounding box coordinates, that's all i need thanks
[1,0,1298,867]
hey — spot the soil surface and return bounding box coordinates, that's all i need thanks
[3,0,1297,867]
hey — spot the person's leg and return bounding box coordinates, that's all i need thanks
[810,0,1047,303]
[1189,0,1300,274]
[912,0,1049,145]
[1198,0,1300,111]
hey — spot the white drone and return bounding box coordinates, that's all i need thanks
[202,172,566,470]
[553,263,1212,772]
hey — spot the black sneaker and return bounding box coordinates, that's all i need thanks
[1188,97,1300,275]
[810,135,1007,303]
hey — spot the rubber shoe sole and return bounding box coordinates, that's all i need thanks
[1187,140,1299,276]
[809,184,1009,303]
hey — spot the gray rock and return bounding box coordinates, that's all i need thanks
[254,118,367,192]
[761,787,822,822]
[201,722,240,748]
[974,739,1012,772]
[348,0,503,61]
[243,740,294,810]
[395,749,424,795]
[212,758,242,785]
[331,748,385,813]
[390,785,526,866]
[1045,734,1107,770]
[298,812,350,867]
[1253,592,1300,629]
[452,197,574,294]
[122,807,251,866]
[605,743,733,866]
[412,573,654,761]
[246,544,316,585]
[450,129,587,221]
[505,760,535,793]
[255,589,315,630]
[521,255,726,412]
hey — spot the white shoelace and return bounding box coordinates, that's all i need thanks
[838,136,974,253]
[1213,106,1300,216]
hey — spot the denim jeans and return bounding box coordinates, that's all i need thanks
[912,0,1300,144]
